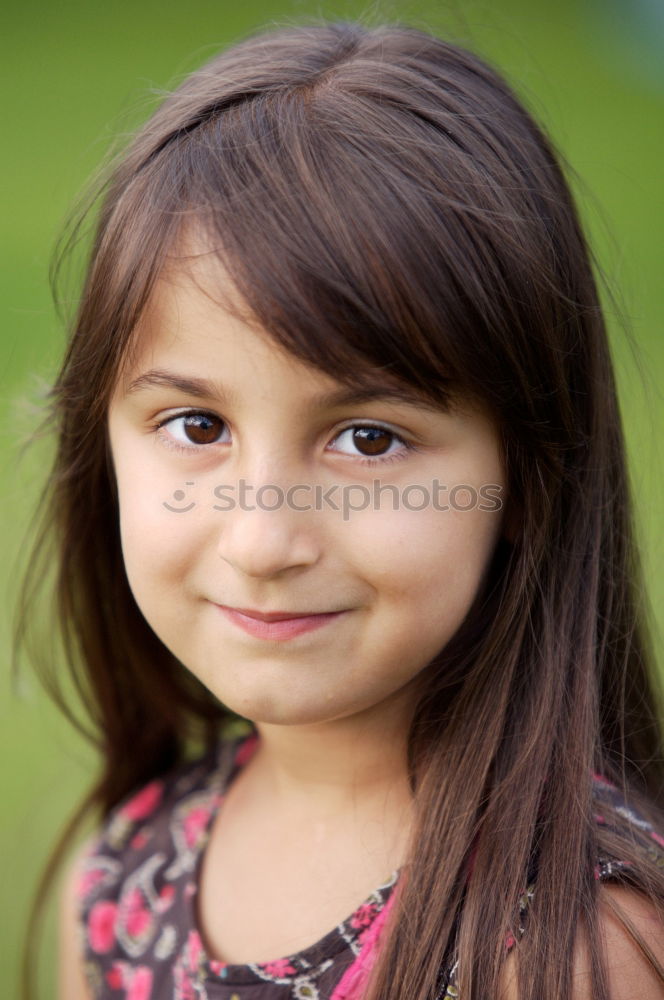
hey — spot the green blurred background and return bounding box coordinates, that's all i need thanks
[2,0,663,994]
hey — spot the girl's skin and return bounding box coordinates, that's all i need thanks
[102,242,506,962]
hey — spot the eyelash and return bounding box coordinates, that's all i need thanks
[153,410,418,467]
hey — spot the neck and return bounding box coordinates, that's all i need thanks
[248,691,415,818]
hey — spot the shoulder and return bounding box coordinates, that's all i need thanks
[79,735,247,876]
[498,775,664,999]
[598,886,664,997]
[499,884,664,999]
[70,734,253,983]
[86,734,248,861]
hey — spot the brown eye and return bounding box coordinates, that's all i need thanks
[351,426,394,456]
[182,413,225,445]
[160,411,228,450]
[330,423,413,466]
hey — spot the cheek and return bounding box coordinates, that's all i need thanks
[119,502,203,598]
[351,500,502,588]
[349,500,504,649]
[111,449,199,601]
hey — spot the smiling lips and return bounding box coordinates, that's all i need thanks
[215,604,348,640]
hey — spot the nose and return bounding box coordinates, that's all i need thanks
[215,476,322,579]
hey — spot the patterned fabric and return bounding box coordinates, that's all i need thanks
[77,737,664,1000]
[77,734,398,1000]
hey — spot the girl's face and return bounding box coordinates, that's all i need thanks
[107,253,508,731]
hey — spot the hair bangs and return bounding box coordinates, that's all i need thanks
[103,29,578,434]
[129,79,517,416]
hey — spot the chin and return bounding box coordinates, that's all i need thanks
[212,686,347,728]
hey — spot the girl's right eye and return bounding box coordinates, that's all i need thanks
[156,412,228,452]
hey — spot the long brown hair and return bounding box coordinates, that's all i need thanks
[16,19,664,999]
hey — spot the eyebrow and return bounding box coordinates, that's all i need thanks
[124,368,451,415]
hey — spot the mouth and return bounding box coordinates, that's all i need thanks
[220,605,346,622]
[214,604,349,641]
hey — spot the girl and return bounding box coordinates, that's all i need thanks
[17,19,664,1000]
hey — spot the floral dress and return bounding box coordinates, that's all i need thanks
[77,734,664,1000]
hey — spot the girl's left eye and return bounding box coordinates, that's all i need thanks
[155,412,415,466]
[328,425,415,466]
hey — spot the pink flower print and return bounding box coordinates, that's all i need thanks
[209,959,228,975]
[260,958,297,977]
[174,932,206,999]
[88,900,118,953]
[234,735,259,767]
[174,964,196,1000]
[350,903,378,930]
[356,925,373,949]
[127,966,153,1000]
[592,772,616,789]
[125,888,152,939]
[106,964,124,990]
[183,806,211,848]
[77,866,106,900]
[130,830,151,851]
[330,891,398,1000]
[157,884,176,912]
[651,831,664,848]
[120,782,164,822]
[186,929,204,972]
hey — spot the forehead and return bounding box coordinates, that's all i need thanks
[116,243,268,385]
[115,247,466,419]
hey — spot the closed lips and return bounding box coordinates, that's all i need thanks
[219,605,344,621]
